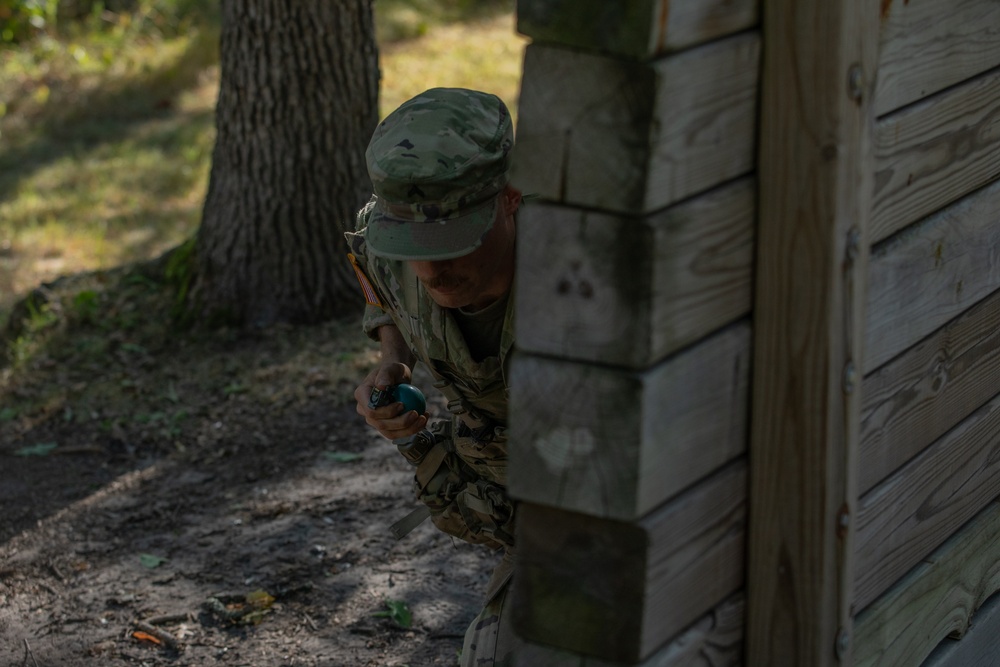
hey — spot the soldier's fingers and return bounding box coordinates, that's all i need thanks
[379,418,426,440]
[367,401,404,420]
[375,362,410,389]
[373,409,425,439]
[354,384,371,408]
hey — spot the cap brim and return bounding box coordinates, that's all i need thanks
[364,196,499,261]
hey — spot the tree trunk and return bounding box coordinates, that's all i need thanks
[194,0,379,326]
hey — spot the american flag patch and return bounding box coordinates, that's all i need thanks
[348,253,383,308]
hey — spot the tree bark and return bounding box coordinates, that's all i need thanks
[195,0,379,326]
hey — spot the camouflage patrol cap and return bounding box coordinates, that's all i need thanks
[363,87,514,261]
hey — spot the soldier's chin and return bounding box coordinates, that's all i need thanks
[426,286,469,309]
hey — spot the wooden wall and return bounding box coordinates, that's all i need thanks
[509,0,758,663]
[507,0,1000,664]
[850,0,1000,664]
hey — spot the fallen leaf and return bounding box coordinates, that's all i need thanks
[373,599,412,628]
[132,630,162,645]
[324,451,362,463]
[246,589,275,610]
[139,553,168,568]
[13,443,58,457]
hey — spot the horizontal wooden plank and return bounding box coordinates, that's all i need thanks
[644,35,759,215]
[864,179,1000,373]
[854,392,1000,610]
[512,462,746,662]
[514,179,754,367]
[923,589,1000,667]
[513,593,745,666]
[854,500,1000,666]
[516,0,758,59]
[859,288,1000,493]
[876,0,1000,116]
[511,33,759,215]
[871,66,1000,243]
[509,322,751,520]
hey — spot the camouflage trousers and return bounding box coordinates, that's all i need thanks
[460,548,520,667]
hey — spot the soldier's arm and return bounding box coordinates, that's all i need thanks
[375,324,416,374]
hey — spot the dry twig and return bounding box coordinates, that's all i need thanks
[144,612,192,625]
[21,638,39,667]
[133,619,182,651]
[47,560,67,584]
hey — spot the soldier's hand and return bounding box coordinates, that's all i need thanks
[354,363,428,440]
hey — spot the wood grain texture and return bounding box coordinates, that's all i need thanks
[513,593,745,667]
[509,322,750,520]
[854,393,1000,610]
[644,35,760,214]
[854,501,1000,666]
[859,288,1000,493]
[515,0,758,59]
[514,179,755,368]
[865,179,1000,373]
[512,462,746,662]
[748,0,878,663]
[922,589,1000,667]
[511,34,759,215]
[641,462,746,659]
[876,0,1000,116]
[871,66,1000,243]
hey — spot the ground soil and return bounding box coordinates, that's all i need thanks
[0,269,499,666]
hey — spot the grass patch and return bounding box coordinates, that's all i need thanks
[0,262,380,455]
[379,12,524,122]
[376,0,512,41]
[0,0,525,319]
[0,0,524,452]
[0,0,527,511]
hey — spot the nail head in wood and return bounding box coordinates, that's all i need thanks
[847,64,864,102]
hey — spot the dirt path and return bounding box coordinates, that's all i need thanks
[0,284,499,666]
[0,404,498,666]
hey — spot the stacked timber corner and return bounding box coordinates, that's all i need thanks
[508,0,758,663]
[506,0,1000,666]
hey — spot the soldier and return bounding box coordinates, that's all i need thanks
[346,87,522,666]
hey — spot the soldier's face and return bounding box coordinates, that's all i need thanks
[408,186,520,311]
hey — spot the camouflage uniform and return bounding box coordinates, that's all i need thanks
[345,88,520,666]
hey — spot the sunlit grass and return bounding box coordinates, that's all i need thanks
[0,67,218,307]
[0,1,526,317]
[380,13,526,122]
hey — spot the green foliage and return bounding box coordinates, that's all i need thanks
[22,292,56,330]
[135,409,188,438]
[71,288,100,324]
[1,0,217,45]
[222,381,246,396]
[163,236,196,324]
[324,451,362,464]
[139,552,168,568]
[13,441,58,456]
[0,0,59,44]
[6,292,58,367]
[373,599,413,629]
[376,0,511,42]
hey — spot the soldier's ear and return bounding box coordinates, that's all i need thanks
[502,185,522,214]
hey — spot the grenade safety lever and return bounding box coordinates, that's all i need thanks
[367,383,427,414]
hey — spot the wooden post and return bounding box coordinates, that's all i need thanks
[510,3,763,662]
[747,0,877,664]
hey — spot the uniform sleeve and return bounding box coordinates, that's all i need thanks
[362,304,395,341]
